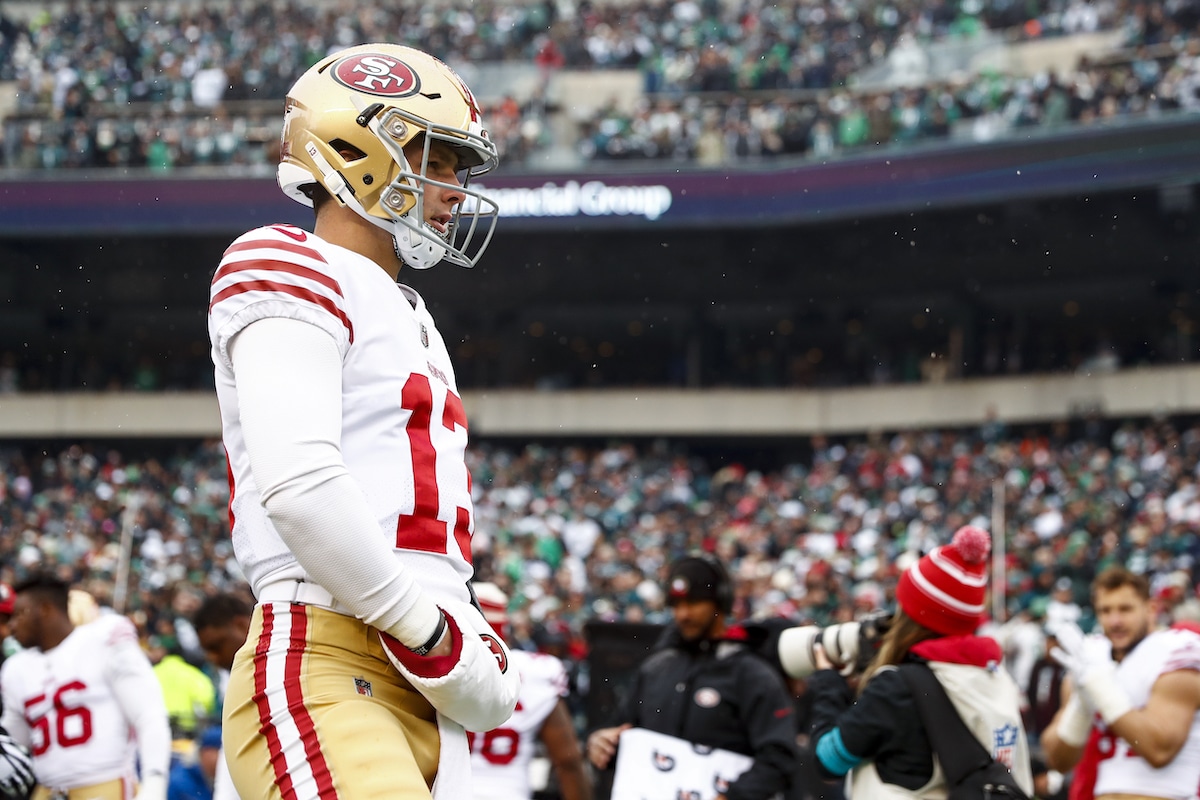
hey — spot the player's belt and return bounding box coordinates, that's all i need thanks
[257,580,354,616]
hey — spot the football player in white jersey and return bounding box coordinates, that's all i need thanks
[1042,566,1200,800]
[207,42,519,800]
[469,583,590,800]
[0,574,171,800]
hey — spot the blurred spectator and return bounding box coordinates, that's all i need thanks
[1045,577,1083,630]
[151,636,217,739]
[2,414,1200,718]
[168,725,222,800]
[1026,624,1069,740]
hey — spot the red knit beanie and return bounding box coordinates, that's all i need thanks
[895,525,991,635]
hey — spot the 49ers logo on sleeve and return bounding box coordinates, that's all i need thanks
[332,54,421,98]
[480,633,508,673]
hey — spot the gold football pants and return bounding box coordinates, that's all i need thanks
[223,602,440,799]
[32,779,130,800]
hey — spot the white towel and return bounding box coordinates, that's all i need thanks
[430,712,471,800]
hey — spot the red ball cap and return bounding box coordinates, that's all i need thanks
[0,583,14,617]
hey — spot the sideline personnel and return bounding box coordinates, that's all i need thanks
[806,526,1034,798]
[587,553,799,799]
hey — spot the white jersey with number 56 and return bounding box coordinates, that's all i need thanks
[469,650,569,800]
[208,224,476,603]
[0,615,154,792]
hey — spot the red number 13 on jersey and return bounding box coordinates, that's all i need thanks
[397,373,472,561]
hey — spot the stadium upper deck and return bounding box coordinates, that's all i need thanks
[0,0,1196,169]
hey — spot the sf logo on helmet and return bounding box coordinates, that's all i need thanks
[332,54,421,98]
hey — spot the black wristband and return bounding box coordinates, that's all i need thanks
[407,611,447,656]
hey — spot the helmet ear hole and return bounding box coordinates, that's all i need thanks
[327,139,367,163]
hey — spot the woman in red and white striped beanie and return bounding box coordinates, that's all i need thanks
[806,525,1035,798]
[894,524,991,636]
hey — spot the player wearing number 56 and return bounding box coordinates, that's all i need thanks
[207,41,518,800]
[0,573,171,800]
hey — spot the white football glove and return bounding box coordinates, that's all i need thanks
[1049,622,1132,725]
[379,597,520,732]
[134,772,168,800]
[0,731,34,800]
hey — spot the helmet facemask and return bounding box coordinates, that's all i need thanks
[358,102,499,270]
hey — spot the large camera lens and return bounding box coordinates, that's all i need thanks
[776,610,892,679]
[777,621,862,679]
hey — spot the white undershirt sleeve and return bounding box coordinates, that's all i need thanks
[106,638,171,781]
[229,316,443,648]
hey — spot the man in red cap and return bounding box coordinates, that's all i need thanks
[0,584,13,661]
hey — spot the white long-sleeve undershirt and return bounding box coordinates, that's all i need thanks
[229,316,443,648]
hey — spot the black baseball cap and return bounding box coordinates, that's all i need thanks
[666,557,725,607]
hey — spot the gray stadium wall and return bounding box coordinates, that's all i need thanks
[3,364,1200,438]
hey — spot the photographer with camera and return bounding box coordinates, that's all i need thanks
[587,553,800,799]
[795,526,1034,799]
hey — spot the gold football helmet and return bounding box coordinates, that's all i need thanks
[278,44,499,269]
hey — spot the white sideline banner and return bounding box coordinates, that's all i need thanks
[610,727,758,800]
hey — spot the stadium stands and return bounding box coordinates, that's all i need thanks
[0,0,1198,651]
[0,415,1196,660]
[2,0,1199,168]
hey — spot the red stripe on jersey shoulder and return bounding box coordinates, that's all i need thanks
[223,238,327,266]
[213,258,344,299]
[210,280,355,344]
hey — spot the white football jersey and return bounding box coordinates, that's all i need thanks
[469,650,568,800]
[208,224,475,602]
[1094,627,1200,799]
[0,615,151,791]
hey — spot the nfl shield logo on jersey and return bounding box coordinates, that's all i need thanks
[354,677,373,697]
[420,323,429,348]
[992,723,1018,768]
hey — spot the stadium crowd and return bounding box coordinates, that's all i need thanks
[1,0,1200,168]
[1,414,1198,694]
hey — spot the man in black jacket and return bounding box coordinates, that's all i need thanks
[587,554,800,799]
